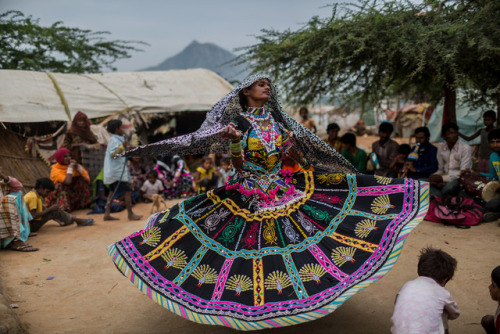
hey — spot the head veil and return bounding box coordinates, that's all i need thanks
[125,75,357,174]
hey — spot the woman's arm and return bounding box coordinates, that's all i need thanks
[221,125,243,171]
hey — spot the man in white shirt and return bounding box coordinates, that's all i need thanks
[430,122,472,197]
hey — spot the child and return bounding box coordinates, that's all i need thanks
[25,178,94,232]
[459,110,497,173]
[298,107,317,133]
[194,156,217,194]
[481,266,500,334]
[215,157,231,188]
[323,122,342,152]
[388,143,411,178]
[391,247,460,334]
[140,171,164,202]
[340,132,367,172]
[481,128,500,222]
[103,119,142,221]
[372,122,399,177]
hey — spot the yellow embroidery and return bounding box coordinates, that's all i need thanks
[371,195,394,214]
[316,173,346,186]
[191,265,218,287]
[226,275,253,296]
[299,264,326,284]
[139,226,161,247]
[354,219,378,238]
[331,247,356,266]
[161,248,187,270]
[265,271,292,294]
[375,175,392,185]
[263,219,277,245]
[253,259,265,305]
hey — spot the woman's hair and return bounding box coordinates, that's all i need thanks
[299,107,309,115]
[107,119,123,134]
[340,132,356,146]
[35,177,55,191]
[483,109,496,120]
[417,247,457,283]
[492,266,500,287]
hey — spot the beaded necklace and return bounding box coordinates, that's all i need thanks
[242,107,277,153]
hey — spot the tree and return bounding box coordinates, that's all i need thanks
[239,0,499,125]
[0,10,146,73]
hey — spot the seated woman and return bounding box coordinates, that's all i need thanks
[62,111,100,164]
[0,167,37,252]
[47,147,91,212]
[155,155,195,199]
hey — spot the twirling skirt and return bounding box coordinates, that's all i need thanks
[108,171,428,330]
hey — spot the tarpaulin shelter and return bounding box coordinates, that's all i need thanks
[0,68,233,187]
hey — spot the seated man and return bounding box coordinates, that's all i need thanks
[340,132,367,172]
[480,128,500,222]
[430,123,472,197]
[405,127,438,180]
[0,167,37,252]
[25,178,94,232]
[371,122,399,177]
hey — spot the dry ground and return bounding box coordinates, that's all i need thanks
[0,198,499,334]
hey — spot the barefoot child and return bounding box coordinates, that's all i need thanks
[391,247,460,334]
[482,266,500,334]
[140,171,164,202]
[103,119,142,221]
[24,177,94,231]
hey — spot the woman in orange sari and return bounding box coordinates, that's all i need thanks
[47,148,91,212]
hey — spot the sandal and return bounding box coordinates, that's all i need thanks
[77,218,95,227]
[10,242,39,252]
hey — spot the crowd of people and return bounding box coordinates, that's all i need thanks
[0,94,499,332]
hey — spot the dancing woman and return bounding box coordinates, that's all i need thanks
[108,75,428,330]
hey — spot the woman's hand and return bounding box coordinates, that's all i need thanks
[221,125,240,141]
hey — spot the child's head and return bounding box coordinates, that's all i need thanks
[417,247,457,286]
[201,157,212,170]
[483,110,496,127]
[489,266,500,302]
[147,171,158,183]
[299,107,309,119]
[378,122,394,143]
[327,123,340,138]
[220,157,231,171]
[107,119,123,135]
[488,128,500,153]
[340,132,356,150]
[35,177,55,197]
[398,144,412,157]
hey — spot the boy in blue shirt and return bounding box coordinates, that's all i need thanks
[481,128,500,222]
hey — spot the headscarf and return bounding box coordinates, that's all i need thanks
[69,111,97,143]
[54,147,72,165]
[124,75,357,174]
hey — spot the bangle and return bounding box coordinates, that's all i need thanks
[230,140,241,153]
[66,167,74,175]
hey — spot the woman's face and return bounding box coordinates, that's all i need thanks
[76,119,86,128]
[62,153,72,165]
[243,79,271,107]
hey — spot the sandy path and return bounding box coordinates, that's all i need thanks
[1,200,499,334]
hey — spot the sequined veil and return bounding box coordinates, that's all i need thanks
[108,75,429,331]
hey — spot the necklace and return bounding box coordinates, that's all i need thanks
[243,108,277,153]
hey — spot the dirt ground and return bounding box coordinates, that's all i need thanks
[0,198,499,334]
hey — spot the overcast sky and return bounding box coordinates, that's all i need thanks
[1,0,344,72]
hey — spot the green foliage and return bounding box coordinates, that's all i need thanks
[239,0,500,110]
[0,10,147,73]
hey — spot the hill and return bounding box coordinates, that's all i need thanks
[141,41,249,83]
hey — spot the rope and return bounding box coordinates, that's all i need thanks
[46,73,73,122]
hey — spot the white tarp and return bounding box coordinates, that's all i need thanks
[0,68,233,123]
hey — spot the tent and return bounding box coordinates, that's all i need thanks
[0,68,233,122]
